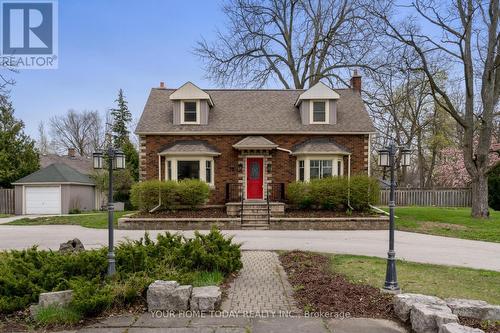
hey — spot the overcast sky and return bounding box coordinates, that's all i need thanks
[9,0,224,138]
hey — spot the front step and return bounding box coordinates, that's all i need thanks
[241,223,269,230]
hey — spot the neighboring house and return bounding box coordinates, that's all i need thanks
[12,163,96,215]
[135,72,375,206]
[40,148,93,174]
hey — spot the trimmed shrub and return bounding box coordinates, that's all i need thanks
[287,182,312,208]
[488,163,500,211]
[130,180,178,212]
[177,179,210,209]
[310,177,348,210]
[348,175,380,212]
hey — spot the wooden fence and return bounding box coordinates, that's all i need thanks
[0,189,15,214]
[379,188,472,207]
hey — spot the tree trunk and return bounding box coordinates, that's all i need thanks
[471,174,490,218]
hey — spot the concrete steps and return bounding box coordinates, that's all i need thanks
[240,201,270,229]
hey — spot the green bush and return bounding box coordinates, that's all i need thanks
[287,176,379,212]
[348,175,380,212]
[286,182,312,208]
[177,179,210,209]
[310,177,348,210]
[130,180,179,212]
[488,163,500,211]
[0,228,241,318]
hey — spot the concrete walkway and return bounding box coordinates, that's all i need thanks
[1,225,500,271]
[221,251,299,314]
[57,314,407,333]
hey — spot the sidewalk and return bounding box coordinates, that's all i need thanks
[67,313,407,333]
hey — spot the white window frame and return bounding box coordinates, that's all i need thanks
[180,100,200,124]
[164,156,215,187]
[296,155,344,182]
[309,100,329,124]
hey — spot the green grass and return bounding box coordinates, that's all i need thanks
[191,271,224,287]
[5,211,134,229]
[35,305,82,326]
[383,206,500,243]
[330,254,500,305]
[0,214,12,218]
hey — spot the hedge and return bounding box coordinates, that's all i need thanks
[287,175,379,212]
[130,179,210,212]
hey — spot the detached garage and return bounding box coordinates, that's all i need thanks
[13,163,96,215]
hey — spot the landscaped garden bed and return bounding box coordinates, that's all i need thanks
[279,251,500,333]
[0,228,242,331]
[135,207,228,219]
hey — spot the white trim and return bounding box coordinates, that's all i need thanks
[180,100,201,125]
[368,133,372,176]
[163,156,215,187]
[309,100,329,124]
[295,154,345,181]
[158,151,221,156]
[291,151,351,156]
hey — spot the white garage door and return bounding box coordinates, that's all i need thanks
[25,186,61,214]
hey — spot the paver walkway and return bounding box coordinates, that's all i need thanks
[221,251,299,314]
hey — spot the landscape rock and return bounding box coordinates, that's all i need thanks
[446,298,500,321]
[410,303,458,333]
[394,293,447,322]
[59,238,85,252]
[439,322,484,333]
[38,290,73,308]
[147,280,193,311]
[190,286,221,312]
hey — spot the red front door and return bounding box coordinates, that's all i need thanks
[246,158,263,199]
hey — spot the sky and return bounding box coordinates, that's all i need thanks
[8,0,225,138]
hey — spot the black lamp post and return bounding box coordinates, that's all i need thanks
[93,147,125,276]
[378,142,411,293]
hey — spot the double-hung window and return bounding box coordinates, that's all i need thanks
[177,161,200,180]
[310,100,329,124]
[310,160,333,179]
[181,101,199,124]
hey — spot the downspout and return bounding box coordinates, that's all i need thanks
[277,147,292,154]
[150,154,162,213]
[347,154,354,211]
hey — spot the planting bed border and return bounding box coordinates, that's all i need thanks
[117,216,389,230]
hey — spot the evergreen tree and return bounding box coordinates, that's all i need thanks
[122,138,139,181]
[0,97,39,187]
[110,89,132,148]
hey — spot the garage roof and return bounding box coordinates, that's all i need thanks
[13,163,95,185]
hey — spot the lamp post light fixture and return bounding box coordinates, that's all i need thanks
[378,142,412,293]
[93,147,126,276]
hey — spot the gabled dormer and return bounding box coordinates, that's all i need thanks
[169,82,214,125]
[295,81,340,125]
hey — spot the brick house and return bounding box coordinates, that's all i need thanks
[135,73,375,207]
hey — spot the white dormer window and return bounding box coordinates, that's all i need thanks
[181,100,200,124]
[310,100,329,124]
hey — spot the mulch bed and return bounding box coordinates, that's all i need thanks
[135,207,229,218]
[284,209,381,218]
[279,251,396,320]
[460,317,500,333]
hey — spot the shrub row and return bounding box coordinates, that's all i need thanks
[287,175,379,212]
[130,179,210,212]
[0,228,241,317]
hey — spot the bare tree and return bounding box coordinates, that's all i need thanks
[196,0,379,88]
[37,121,49,154]
[50,110,104,157]
[369,0,500,218]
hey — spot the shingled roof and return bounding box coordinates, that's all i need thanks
[291,138,351,155]
[13,163,95,185]
[159,140,221,156]
[135,88,375,134]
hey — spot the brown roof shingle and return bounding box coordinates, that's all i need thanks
[135,88,375,134]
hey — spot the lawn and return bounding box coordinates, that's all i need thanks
[386,206,500,243]
[330,254,500,305]
[5,211,134,229]
[0,214,12,218]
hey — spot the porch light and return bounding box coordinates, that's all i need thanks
[377,148,390,167]
[113,150,126,169]
[238,162,243,173]
[267,163,272,173]
[93,150,104,169]
[401,147,412,167]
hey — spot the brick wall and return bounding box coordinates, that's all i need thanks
[140,134,369,204]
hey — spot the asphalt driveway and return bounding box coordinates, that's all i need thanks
[0,224,499,271]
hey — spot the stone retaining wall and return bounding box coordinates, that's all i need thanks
[118,216,388,230]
